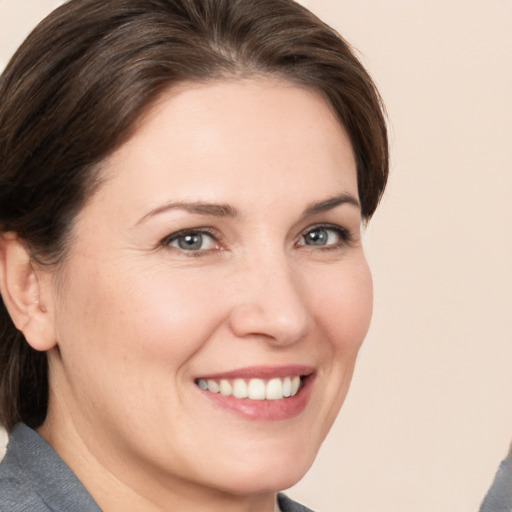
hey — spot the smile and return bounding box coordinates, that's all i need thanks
[196,376,302,401]
[194,366,315,420]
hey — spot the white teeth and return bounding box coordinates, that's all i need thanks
[219,379,232,396]
[282,377,292,397]
[291,376,300,396]
[207,379,220,393]
[266,378,283,400]
[198,376,303,401]
[248,378,266,400]
[232,378,248,398]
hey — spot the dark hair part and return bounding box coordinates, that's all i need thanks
[0,0,388,431]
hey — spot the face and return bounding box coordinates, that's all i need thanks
[42,79,372,502]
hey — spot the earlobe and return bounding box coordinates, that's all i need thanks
[0,232,57,351]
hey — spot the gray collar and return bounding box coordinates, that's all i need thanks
[2,423,102,511]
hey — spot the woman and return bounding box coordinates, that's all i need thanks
[0,0,388,510]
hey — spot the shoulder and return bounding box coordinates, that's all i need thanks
[0,424,100,512]
[0,425,51,511]
[480,447,512,512]
[278,493,317,512]
[0,460,51,512]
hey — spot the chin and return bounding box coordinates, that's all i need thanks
[222,470,310,497]
[211,445,317,496]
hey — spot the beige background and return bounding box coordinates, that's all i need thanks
[1,1,511,511]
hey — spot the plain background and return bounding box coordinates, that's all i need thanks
[0,1,511,511]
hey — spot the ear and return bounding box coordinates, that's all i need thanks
[0,232,57,351]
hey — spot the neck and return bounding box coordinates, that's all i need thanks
[38,405,277,512]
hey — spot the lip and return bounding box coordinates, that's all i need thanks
[196,364,315,381]
[194,365,315,421]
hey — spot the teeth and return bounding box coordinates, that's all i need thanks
[266,378,283,400]
[291,376,300,396]
[197,376,303,401]
[232,378,248,398]
[283,377,292,397]
[207,379,219,393]
[219,379,232,396]
[248,379,266,400]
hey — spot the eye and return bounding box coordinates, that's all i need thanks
[162,229,218,252]
[298,225,350,248]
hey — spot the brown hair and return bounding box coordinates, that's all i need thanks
[0,0,388,431]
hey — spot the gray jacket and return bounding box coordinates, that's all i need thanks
[479,446,512,512]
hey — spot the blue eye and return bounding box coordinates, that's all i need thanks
[299,226,349,247]
[163,230,217,252]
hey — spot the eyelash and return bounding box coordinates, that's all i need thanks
[160,223,352,255]
[297,224,353,250]
[160,227,220,256]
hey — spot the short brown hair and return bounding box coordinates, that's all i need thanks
[0,0,388,431]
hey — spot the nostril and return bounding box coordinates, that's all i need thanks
[228,301,310,345]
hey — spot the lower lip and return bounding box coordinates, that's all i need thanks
[197,375,314,421]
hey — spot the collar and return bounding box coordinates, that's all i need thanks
[3,424,102,511]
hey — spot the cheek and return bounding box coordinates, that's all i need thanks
[313,258,373,355]
[56,260,227,368]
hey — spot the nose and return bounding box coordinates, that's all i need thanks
[228,254,311,346]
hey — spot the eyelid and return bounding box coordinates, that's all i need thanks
[160,227,221,252]
[296,223,353,248]
[158,223,353,254]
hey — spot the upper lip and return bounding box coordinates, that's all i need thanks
[196,365,315,380]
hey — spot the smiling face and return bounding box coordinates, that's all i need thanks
[38,79,373,509]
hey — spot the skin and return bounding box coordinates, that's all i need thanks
[9,79,373,511]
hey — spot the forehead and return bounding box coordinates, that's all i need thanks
[88,79,357,220]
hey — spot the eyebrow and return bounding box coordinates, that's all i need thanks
[137,201,238,224]
[137,192,359,225]
[301,193,360,218]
